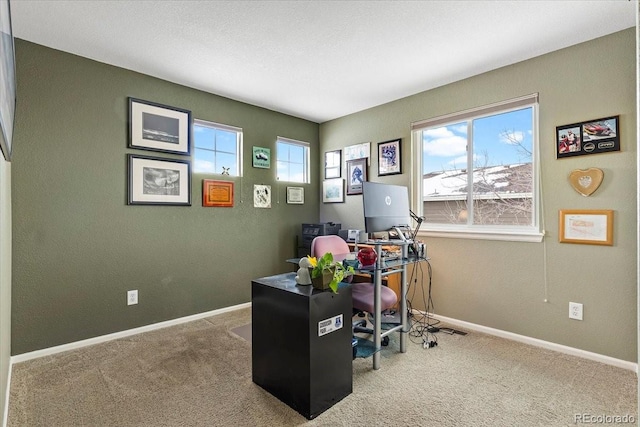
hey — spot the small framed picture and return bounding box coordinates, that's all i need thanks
[286,186,304,204]
[324,150,341,178]
[559,209,613,246]
[378,138,401,176]
[127,154,191,206]
[253,184,271,208]
[202,179,234,207]
[323,178,344,203]
[128,98,191,155]
[344,142,370,161]
[556,116,619,159]
[346,158,367,195]
[252,146,271,168]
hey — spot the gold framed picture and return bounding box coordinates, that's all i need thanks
[559,209,613,246]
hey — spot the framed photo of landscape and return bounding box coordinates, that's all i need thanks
[323,178,344,203]
[127,154,191,206]
[129,98,192,155]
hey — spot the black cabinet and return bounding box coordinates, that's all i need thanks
[251,273,352,419]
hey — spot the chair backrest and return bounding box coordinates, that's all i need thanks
[310,235,350,258]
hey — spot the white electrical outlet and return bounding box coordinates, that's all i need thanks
[127,290,138,306]
[569,302,583,320]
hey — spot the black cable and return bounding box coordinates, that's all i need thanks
[406,257,439,346]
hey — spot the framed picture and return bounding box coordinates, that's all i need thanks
[559,209,613,246]
[323,178,344,203]
[252,146,271,168]
[286,186,304,204]
[324,149,341,178]
[253,184,271,208]
[127,154,191,206]
[129,97,192,155]
[377,138,401,176]
[0,0,16,161]
[346,158,367,195]
[344,142,370,161]
[556,115,619,159]
[202,179,234,207]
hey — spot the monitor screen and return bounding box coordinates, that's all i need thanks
[362,182,411,234]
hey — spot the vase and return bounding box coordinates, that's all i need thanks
[311,268,334,291]
[357,247,377,267]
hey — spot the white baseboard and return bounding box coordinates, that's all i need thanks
[11,302,251,365]
[426,311,638,373]
[2,359,11,427]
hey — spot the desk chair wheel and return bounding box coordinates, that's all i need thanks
[382,336,389,346]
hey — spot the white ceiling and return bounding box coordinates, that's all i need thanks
[9,0,636,123]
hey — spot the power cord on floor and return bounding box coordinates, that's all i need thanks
[405,258,467,348]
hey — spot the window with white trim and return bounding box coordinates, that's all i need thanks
[193,119,242,176]
[411,94,541,241]
[276,137,310,183]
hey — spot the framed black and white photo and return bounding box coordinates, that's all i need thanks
[0,0,16,161]
[346,158,367,195]
[127,154,191,205]
[324,149,341,178]
[286,186,304,204]
[129,98,192,155]
[322,178,344,203]
[377,138,401,176]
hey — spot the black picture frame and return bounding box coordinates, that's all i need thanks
[127,154,191,206]
[324,149,341,178]
[0,0,16,161]
[377,138,401,176]
[129,97,192,155]
[556,115,619,159]
[346,158,367,195]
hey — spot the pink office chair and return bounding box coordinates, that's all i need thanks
[310,235,398,346]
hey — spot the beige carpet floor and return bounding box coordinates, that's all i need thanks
[7,307,637,426]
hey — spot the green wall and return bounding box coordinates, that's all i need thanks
[11,40,319,355]
[320,28,637,362]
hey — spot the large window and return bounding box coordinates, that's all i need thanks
[276,137,310,183]
[411,94,541,241]
[193,119,242,176]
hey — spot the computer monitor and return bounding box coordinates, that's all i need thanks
[362,182,411,239]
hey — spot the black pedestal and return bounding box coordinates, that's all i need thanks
[251,273,353,419]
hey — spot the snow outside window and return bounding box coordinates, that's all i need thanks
[411,94,543,242]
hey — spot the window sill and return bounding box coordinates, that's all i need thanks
[416,228,544,243]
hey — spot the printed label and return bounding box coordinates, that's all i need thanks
[318,314,343,337]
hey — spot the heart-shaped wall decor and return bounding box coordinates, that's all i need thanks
[569,168,604,197]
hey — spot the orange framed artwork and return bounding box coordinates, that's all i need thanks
[203,179,234,207]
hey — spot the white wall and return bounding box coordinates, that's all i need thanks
[0,156,11,426]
